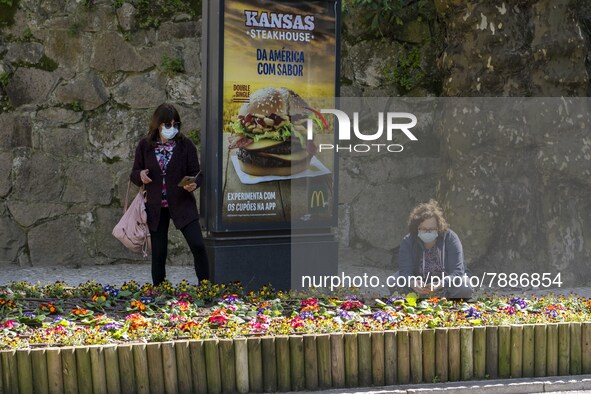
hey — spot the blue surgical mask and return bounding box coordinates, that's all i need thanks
[418,231,438,244]
[161,126,178,140]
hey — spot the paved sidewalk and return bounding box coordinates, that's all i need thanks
[292,375,591,394]
[0,248,589,299]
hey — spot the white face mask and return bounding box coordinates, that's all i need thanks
[418,231,438,244]
[161,126,178,140]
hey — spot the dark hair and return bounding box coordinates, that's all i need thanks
[146,103,184,146]
[407,199,449,237]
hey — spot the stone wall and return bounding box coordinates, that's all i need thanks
[337,0,443,262]
[0,0,444,270]
[435,0,591,284]
[338,0,591,285]
[0,0,202,267]
[1,0,591,285]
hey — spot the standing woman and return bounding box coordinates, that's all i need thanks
[131,103,209,285]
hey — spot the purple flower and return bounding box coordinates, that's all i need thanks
[343,295,359,301]
[257,305,271,315]
[103,285,119,297]
[52,316,69,325]
[23,312,37,318]
[386,296,405,305]
[464,307,482,319]
[337,309,351,320]
[221,294,239,304]
[509,297,527,309]
[101,322,121,331]
[140,297,154,304]
[545,309,558,319]
[298,311,315,320]
[372,311,395,323]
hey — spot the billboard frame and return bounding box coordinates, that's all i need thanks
[202,0,342,234]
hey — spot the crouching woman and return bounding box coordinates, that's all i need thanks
[398,199,473,300]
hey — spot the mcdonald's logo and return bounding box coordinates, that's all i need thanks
[310,190,326,209]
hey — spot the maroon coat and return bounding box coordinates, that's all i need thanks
[130,136,203,232]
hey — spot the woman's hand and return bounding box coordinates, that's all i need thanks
[140,169,152,184]
[183,182,197,192]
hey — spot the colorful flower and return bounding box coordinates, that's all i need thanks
[92,292,108,303]
[130,300,147,312]
[298,311,315,320]
[463,306,482,319]
[71,307,91,317]
[39,302,59,314]
[177,321,200,332]
[221,294,239,304]
[509,297,527,309]
[207,309,229,327]
[1,320,16,329]
[372,311,396,323]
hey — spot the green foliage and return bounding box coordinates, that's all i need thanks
[0,72,9,88]
[68,100,84,112]
[37,55,59,72]
[118,0,198,29]
[161,55,184,75]
[20,27,33,41]
[81,0,94,9]
[186,129,201,146]
[103,156,122,164]
[384,47,425,93]
[343,0,406,38]
[0,0,18,27]
[69,21,82,37]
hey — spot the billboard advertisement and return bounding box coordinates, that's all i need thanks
[219,0,340,231]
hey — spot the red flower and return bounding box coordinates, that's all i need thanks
[1,320,15,329]
[340,300,363,311]
[300,298,318,308]
[501,306,516,315]
[178,321,200,332]
[290,316,304,329]
[0,299,16,309]
[40,303,58,314]
[175,301,190,312]
[92,292,108,303]
[126,313,150,331]
[207,309,229,326]
[177,293,193,303]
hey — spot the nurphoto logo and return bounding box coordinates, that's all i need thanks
[306,109,418,153]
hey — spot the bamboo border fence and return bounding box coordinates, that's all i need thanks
[1,322,591,393]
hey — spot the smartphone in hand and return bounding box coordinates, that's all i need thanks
[177,171,201,187]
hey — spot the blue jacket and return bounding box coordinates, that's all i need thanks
[398,229,466,281]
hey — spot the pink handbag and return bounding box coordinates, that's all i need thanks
[112,181,151,257]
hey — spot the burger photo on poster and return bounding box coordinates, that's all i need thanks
[228,86,328,177]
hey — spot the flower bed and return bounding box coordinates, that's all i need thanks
[1,281,591,393]
[1,280,591,349]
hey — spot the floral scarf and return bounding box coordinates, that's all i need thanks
[154,140,176,207]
